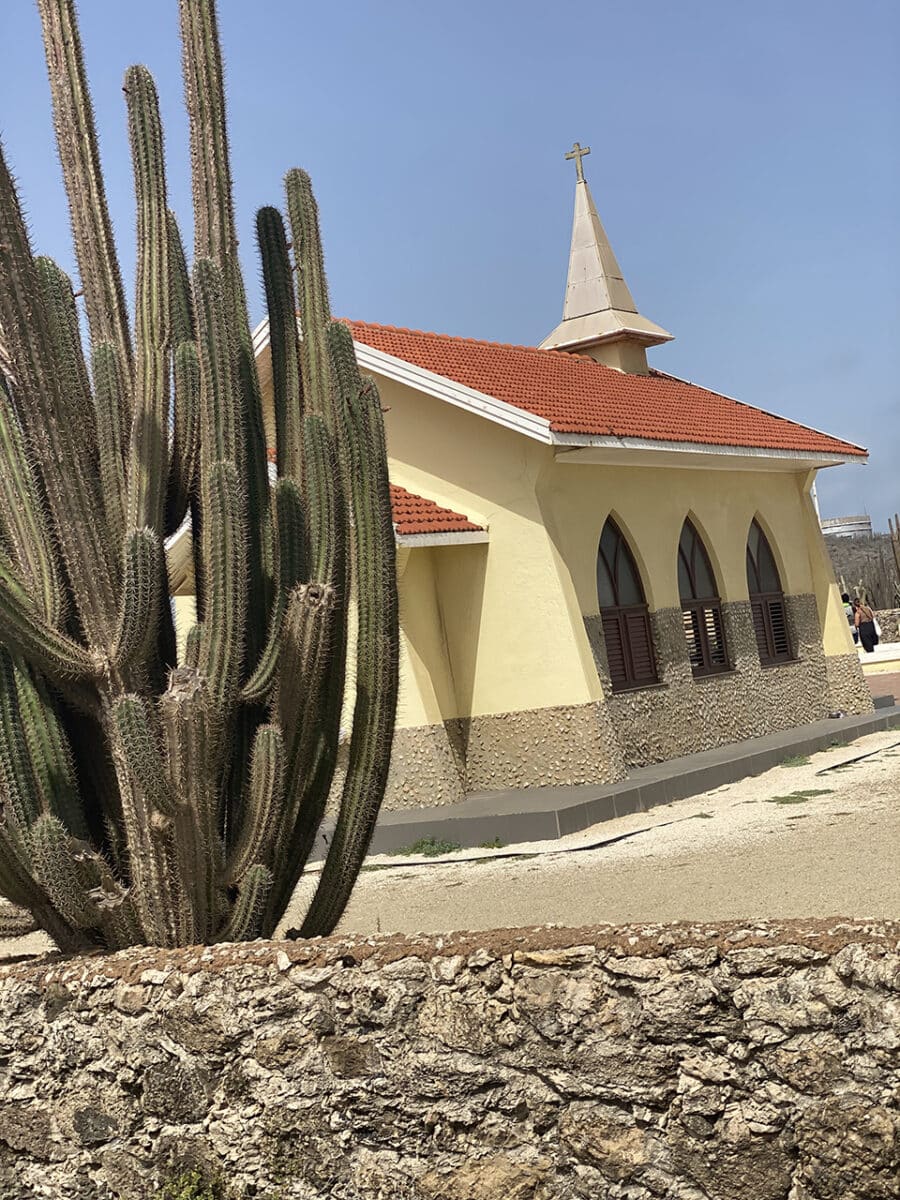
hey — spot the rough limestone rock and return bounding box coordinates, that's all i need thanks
[0,920,897,1198]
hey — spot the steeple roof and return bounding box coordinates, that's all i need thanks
[541,146,672,356]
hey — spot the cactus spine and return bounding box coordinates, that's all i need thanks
[0,0,398,950]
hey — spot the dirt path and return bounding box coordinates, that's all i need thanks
[284,729,900,935]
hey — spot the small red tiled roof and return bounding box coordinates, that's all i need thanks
[347,322,865,458]
[389,484,483,536]
[266,449,481,537]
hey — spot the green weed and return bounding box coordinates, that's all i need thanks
[388,835,464,858]
[766,788,833,806]
[157,1170,222,1200]
[779,755,811,768]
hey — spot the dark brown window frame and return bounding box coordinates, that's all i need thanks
[678,520,730,677]
[746,520,793,666]
[596,517,659,692]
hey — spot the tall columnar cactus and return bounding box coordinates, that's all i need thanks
[0,0,399,951]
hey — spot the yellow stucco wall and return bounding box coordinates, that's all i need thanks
[372,371,855,728]
[172,355,854,735]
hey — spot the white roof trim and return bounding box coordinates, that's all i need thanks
[395,529,490,548]
[165,508,488,555]
[251,316,271,358]
[251,316,865,464]
[352,342,553,443]
[552,432,866,468]
[253,315,551,443]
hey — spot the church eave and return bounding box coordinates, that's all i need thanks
[540,315,674,353]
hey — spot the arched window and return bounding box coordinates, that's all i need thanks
[678,520,729,675]
[746,519,791,665]
[597,518,658,691]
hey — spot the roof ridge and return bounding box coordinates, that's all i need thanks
[347,318,603,364]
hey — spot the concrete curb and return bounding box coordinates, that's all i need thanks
[318,705,900,859]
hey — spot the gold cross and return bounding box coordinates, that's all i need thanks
[565,141,591,182]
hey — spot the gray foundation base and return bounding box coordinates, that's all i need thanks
[314,705,900,859]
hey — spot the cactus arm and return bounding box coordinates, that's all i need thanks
[112,528,164,671]
[165,211,200,536]
[12,657,88,840]
[160,668,225,944]
[194,259,241,469]
[184,623,203,670]
[91,342,128,552]
[179,0,273,658]
[0,142,118,644]
[226,724,283,884]
[0,650,43,830]
[198,460,247,709]
[167,340,201,536]
[0,818,91,952]
[301,366,399,936]
[34,256,99,465]
[257,206,302,479]
[69,840,143,950]
[241,477,306,704]
[35,0,134,403]
[178,0,236,269]
[285,170,333,424]
[0,374,63,624]
[220,864,272,943]
[105,760,175,946]
[124,66,171,537]
[27,814,102,930]
[264,581,338,925]
[168,210,195,346]
[108,693,182,944]
[112,695,175,818]
[0,549,95,682]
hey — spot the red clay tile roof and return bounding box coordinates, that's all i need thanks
[347,322,865,458]
[389,484,483,536]
[266,449,482,537]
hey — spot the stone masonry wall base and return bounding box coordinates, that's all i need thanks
[0,920,897,1198]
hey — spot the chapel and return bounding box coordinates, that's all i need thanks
[172,143,871,811]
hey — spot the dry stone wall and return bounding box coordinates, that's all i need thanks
[0,921,897,1199]
[875,609,900,644]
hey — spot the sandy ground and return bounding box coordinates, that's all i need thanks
[286,728,900,936]
[3,730,898,960]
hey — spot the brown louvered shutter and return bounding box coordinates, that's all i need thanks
[751,599,770,660]
[601,612,627,688]
[683,608,703,670]
[703,605,728,668]
[751,594,792,664]
[624,609,657,686]
[767,597,790,660]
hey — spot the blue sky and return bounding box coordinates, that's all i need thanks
[2,1,898,525]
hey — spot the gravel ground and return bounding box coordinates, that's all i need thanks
[4,730,898,960]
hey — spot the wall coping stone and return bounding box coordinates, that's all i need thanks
[5,918,899,985]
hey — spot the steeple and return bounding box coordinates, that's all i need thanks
[540,142,672,374]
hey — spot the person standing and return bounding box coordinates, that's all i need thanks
[842,592,859,645]
[853,597,878,653]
